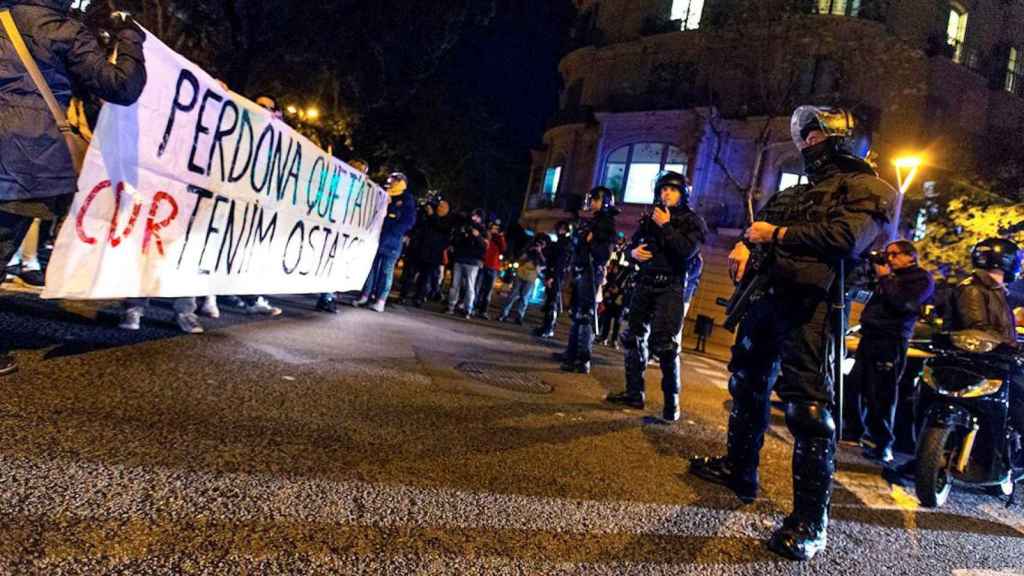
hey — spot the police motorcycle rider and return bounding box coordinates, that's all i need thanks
[953,239,1024,441]
[688,106,898,561]
[605,172,707,422]
[559,187,619,373]
[535,220,574,338]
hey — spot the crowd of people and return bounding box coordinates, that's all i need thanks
[4,2,1024,566]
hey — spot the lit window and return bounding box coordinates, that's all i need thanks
[946,6,968,64]
[543,166,562,201]
[602,143,688,204]
[1007,47,1022,95]
[816,0,860,16]
[671,0,704,30]
[778,172,808,191]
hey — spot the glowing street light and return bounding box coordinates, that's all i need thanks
[286,105,298,116]
[893,155,923,195]
[306,107,320,121]
[890,155,924,241]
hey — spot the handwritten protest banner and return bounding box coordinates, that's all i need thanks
[43,31,386,300]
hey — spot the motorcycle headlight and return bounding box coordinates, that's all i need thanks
[958,379,1004,398]
[921,366,1002,398]
[951,331,999,353]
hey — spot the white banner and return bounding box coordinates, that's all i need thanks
[43,31,387,300]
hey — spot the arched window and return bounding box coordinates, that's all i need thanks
[602,143,687,205]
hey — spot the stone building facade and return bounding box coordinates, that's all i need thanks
[520,0,1024,236]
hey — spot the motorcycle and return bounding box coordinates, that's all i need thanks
[914,330,1024,508]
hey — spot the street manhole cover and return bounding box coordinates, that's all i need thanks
[455,362,553,394]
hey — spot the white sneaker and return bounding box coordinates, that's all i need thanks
[353,295,370,307]
[371,299,386,313]
[200,296,220,319]
[246,296,282,316]
[119,307,143,331]
[175,312,205,334]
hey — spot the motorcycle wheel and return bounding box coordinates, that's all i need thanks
[916,425,956,508]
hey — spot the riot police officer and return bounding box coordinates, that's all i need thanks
[535,220,573,338]
[954,239,1024,437]
[605,172,707,422]
[689,106,897,561]
[560,187,619,373]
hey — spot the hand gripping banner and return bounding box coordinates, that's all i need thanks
[43,31,387,300]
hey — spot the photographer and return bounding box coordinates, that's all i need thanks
[847,240,933,463]
[407,199,452,307]
[475,218,507,319]
[446,209,487,318]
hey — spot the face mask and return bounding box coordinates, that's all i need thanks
[801,138,836,177]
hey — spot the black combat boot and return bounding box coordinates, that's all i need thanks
[688,408,761,504]
[688,385,768,504]
[768,436,834,561]
[659,354,681,422]
[605,390,645,409]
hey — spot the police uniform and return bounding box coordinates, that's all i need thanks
[561,191,618,373]
[606,173,707,421]
[690,106,897,561]
[536,225,573,338]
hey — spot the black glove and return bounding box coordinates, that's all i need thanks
[109,11,144,40]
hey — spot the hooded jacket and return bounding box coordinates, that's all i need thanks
[0,0,147,202]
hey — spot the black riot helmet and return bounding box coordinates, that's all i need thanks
[555,219,572,236]
[791,105,873,178]
[654,171,689,206]
[585,186,616,212]
[971,238,1022,283]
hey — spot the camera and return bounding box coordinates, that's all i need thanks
[867,250,888,266]
[417,189,443,210]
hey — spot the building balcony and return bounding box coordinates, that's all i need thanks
[545,106,596,131]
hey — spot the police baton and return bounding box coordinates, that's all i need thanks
[834,259,847,443]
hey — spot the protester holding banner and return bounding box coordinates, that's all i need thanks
[354,173,416,313]
[318,158,371,314]
[0,3,147,375]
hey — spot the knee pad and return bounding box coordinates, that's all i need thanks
[784,402,836,440]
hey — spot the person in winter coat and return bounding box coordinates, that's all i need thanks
[474,219,507,319]
[407,199,452,307]
[446,209,487,318]
[499,236,546,324]
[1,0,147,376]
[355,173,417,312]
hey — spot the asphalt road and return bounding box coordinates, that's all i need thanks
[1,288,1023,575]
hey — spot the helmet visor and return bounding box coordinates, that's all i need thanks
[791,105,855,150]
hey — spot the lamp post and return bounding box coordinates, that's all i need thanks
[890,155,924,241]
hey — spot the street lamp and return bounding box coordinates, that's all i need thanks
[894,156,923,195]
[890,155,924,241]
[306,107,320,121]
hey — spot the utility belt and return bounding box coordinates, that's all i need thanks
[637,272,682,288]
